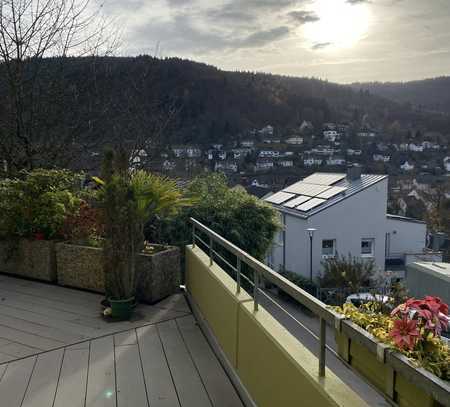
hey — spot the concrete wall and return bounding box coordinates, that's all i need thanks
[271,179,388,280]
[386,217,426,257]
[406,262,450,306]
[186,245,369,407]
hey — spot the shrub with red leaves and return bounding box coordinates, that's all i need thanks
[60,200,105,246]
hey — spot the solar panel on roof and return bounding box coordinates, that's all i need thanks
[283,195,311,208]
[302,173,346,186]
[283,182,330,197]
[316,186,347,199]
[265,191,295,205]
[296,197,326,212]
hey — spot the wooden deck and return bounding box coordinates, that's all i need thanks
[0,275,190,363]
[0,275,244,407]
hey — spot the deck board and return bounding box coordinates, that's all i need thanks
[137,324,180,407]
[114,331,148,407]
[0,356,36,407]
[176,315,244,407]
[21,349,64,407]
[158,319,212,407]
[53,348,89,407]
[85,336,116,407]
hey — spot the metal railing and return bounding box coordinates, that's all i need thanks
[190,218,450,406]
[191,217,338,377]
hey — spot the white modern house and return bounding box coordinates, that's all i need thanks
[265,167,434,281]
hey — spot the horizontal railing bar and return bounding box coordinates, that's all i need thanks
[211,248,238,273]
[249,279,339,359]
[194,234,209,250]
[190,218,337,324]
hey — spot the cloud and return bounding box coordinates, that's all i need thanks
[312,42,332,50]
[288,10,320,24]
[238,26,291,47]
[346,0,371,4]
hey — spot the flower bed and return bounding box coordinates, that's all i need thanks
[333,296,450,407]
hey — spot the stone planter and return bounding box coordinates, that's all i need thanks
[55,243,104,293]
[0,239,57,282]
[335,325,449,407]
[55,243,180,303]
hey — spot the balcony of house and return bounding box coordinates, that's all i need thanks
[0,219,449,406]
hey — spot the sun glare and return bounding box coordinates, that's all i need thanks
[303,0,371,49]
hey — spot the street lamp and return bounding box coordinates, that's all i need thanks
[306,228,317,282]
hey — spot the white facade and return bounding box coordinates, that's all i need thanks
[267,173,428,282]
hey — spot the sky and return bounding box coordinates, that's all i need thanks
[102,0,450,83]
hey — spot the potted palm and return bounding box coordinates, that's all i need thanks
[100,149,139,320]
[98,149,191,320]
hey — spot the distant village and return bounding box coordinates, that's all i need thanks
[123,120,450,221]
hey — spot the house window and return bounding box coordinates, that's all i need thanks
[361,239,375,257]
[322,240,336,257]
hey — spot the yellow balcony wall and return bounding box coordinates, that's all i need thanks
[186,245,369,407]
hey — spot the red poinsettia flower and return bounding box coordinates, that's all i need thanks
[389,317,420,350]
[424,296,449,315]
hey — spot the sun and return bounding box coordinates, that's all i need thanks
[303,0,371,49]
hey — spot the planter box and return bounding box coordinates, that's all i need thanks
[336,324,449,407]
[0,239,57,282]
[56,243,180,303]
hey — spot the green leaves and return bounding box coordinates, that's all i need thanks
[320,253,376,290]
[0,169,82,239]
[148,173,280,260]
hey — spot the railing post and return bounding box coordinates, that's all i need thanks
[192,223,196,248]
[236,257,241,294]
[209,236,213,266]
[253,270,259,312]
[319,317,326,377]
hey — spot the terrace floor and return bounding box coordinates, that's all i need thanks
[0,275,244,407]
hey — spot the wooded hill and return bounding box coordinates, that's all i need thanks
[1,56,449,170]
[351,77,450,116]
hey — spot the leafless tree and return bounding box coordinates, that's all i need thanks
[0,0,119,173]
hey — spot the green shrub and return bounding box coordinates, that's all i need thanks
[319,253,376,290]
[147,173,280,260]
[0,169,82,239]
[279,269,318,297]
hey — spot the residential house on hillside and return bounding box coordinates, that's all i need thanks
[323,130,338,142]
[259,125,274,136]
[255,158,274,171]
[400,161,415,171]
[264,167,432,280]
[304,157,323,167]
[215,161,238,173]
[326,157,346,166]
[409,143,424,153]
[278,159,294,168]
[300,120,314,133]
[286,136,304,145]
[347,149,362,156]
[259,150,280,158]
[444,157,450,172]
[241,140,255,148]
[373,154,391,163]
